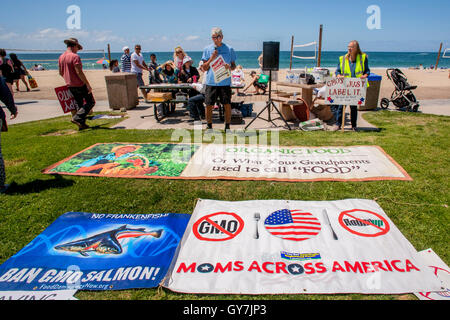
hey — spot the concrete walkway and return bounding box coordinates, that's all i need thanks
[6,99,111,125]
[3,98,449,130]
[387,99,450,116]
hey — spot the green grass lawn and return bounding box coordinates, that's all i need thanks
[0,111,449,300]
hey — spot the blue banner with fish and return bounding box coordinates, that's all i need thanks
[0,212,191,291]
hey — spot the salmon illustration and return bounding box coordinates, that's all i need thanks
[54,225,163,257]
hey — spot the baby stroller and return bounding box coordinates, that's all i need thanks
[380,68,419,112]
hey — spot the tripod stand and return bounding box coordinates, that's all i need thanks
[244,70,292,130]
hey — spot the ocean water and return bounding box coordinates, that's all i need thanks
[10,51,450,71]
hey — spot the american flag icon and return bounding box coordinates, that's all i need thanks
[264,209,322,242]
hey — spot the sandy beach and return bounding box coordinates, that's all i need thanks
[10,67,450,102]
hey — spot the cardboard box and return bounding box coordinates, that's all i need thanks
[147,92,173,102]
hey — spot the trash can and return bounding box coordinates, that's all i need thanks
[105,73,139,110]
[360,73,382,110]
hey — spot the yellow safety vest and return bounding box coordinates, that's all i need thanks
[339,53,369,86]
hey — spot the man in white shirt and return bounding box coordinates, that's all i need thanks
[131,44,149,101]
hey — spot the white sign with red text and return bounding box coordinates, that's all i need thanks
[325,77,367,106]
[415,248,449,300]
[210,55,231,83]
[164,199,442,294]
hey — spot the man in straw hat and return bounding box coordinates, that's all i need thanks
[201,27,236,131]
[58,37,95,130]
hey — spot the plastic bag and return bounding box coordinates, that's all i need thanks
[299,119,324,131]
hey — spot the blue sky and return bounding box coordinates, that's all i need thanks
[0,0,449,52]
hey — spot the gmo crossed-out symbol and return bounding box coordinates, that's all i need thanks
[192,212,244,242]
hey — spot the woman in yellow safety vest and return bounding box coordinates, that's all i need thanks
[333,40,370,131]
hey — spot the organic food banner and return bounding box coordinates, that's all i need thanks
[0,212,190,291]
[43,143,411,182]
[163,199,441,294]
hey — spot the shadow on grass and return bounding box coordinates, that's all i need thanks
[5,175,74,195]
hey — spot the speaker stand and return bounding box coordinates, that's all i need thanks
[244,70,292,131]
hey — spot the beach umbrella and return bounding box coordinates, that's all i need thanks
[96,59,110,65]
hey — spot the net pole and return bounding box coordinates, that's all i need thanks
[317,25,323,67]
[435,42,443,70]
[289,36,294,70]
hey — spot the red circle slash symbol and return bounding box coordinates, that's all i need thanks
[193,211,244,242]
[338,209,390,237]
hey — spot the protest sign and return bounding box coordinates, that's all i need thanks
[210,55,231,83]
[43,143,411,182]
[54,86,77,113]
[0,212,190,291]
[164,199,442,294]
[324,77,367,106]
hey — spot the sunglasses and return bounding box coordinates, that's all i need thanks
[212,35,221,39]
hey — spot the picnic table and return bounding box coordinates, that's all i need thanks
[139,83,195,122]
[140,83,245,122]
[276,82,324,109]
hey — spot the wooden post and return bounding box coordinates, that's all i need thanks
[435,42,443,70]
[107,44,111,63]
[341,105,346,132]
[289,36,294,70]
[317,25,323,67]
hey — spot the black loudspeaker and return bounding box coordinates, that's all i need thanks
[262,41,280,71]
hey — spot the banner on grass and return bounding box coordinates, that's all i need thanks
[164,199,441,294]
[42,143,411,182]
[415,248,450,300]
[0,290,78,300]
[0,212,190,291]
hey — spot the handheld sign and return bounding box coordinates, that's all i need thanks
[325,78,367,106]
[210,55,231,83]
[55,86,77,113]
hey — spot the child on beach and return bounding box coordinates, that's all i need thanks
[109,60,120,73]
[148,53,162,84]
[231,65,245,95]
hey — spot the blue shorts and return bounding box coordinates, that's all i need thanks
[135,73,145,87]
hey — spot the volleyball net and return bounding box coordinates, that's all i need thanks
[443,48,450,58]
[291,41,317,61]
[3,48,106,62]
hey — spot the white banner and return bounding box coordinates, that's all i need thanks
[415,248,450,300]
[0,290,77,300]
[180,145,411,182]
[164,199,442,294]
[325,78,367,106]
